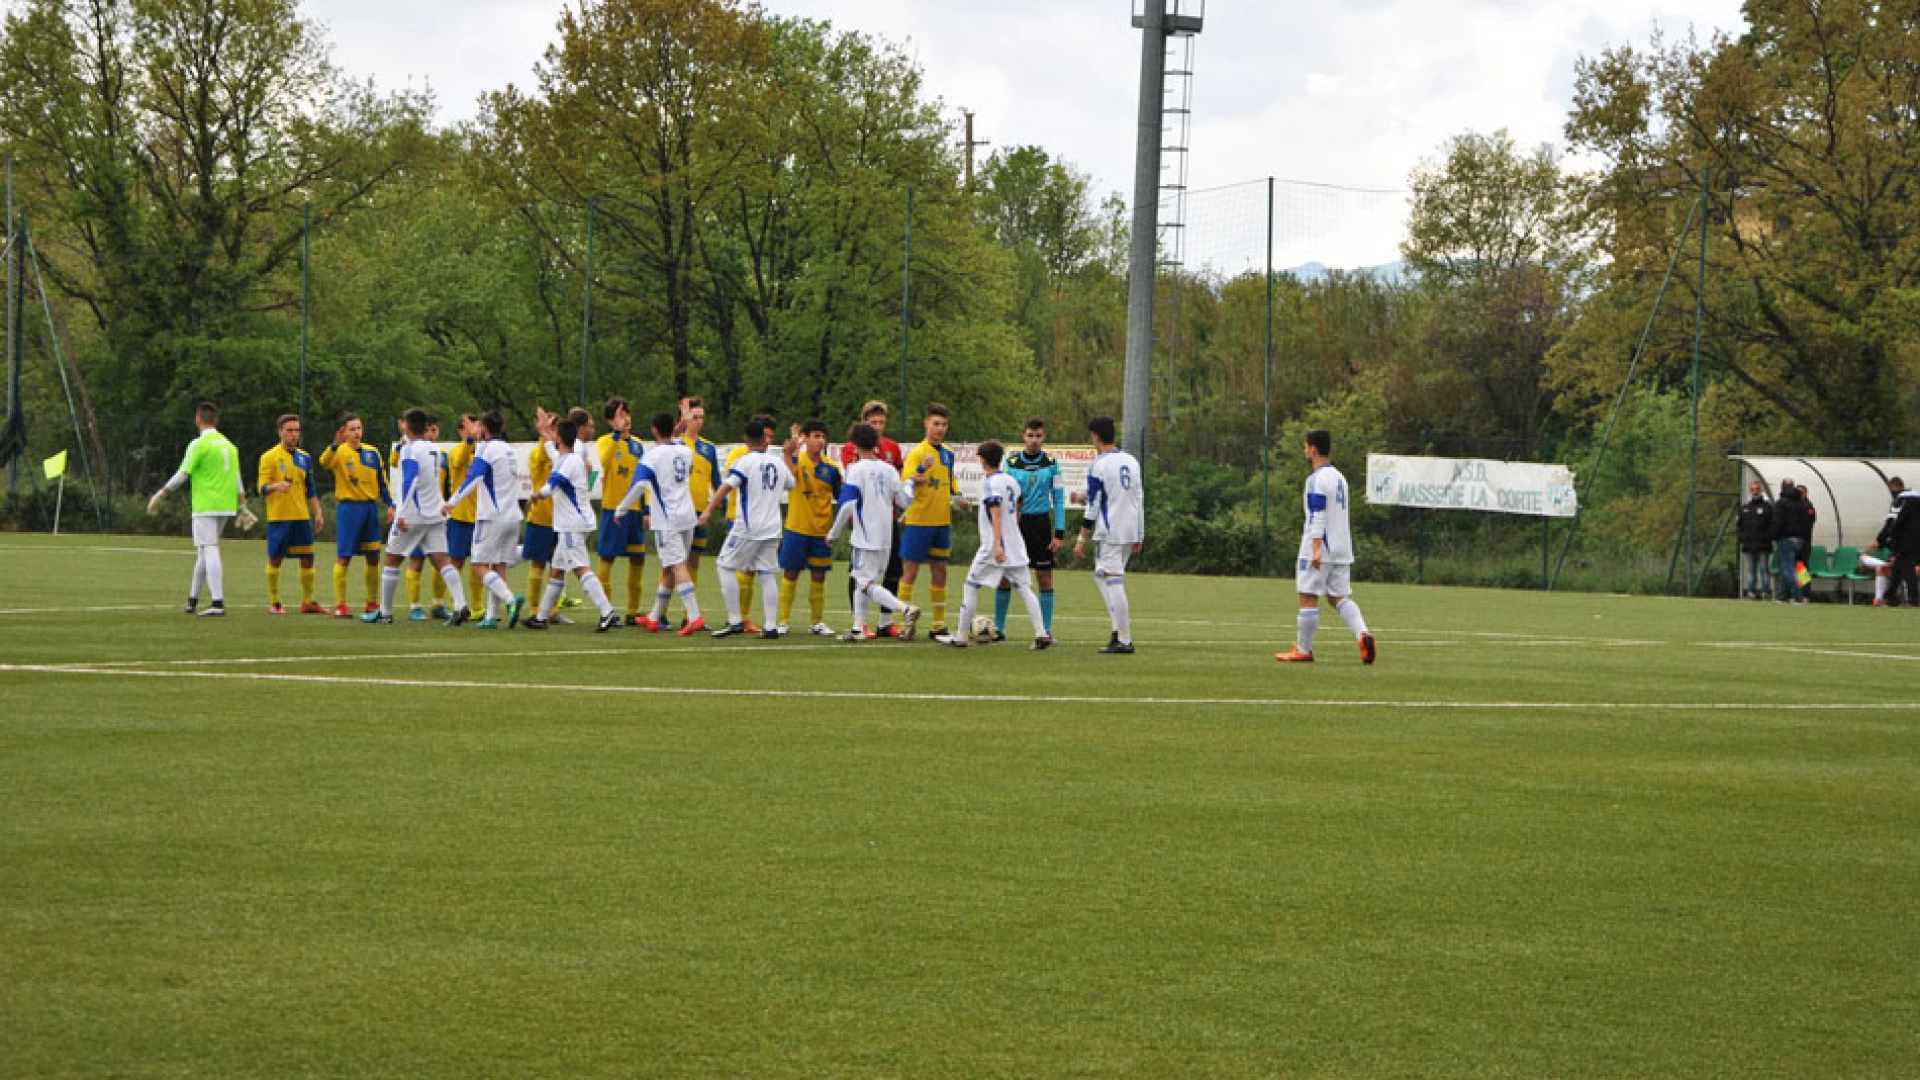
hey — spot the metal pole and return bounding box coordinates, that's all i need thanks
[1416,429,1427,585]
[1685,169,1709,597]
[1262,176,1274,574]
[1122,0,1168,462]
[582,196,595,405]
[5,153,17,494]
[1541,431,1551,589]
[299,200,310,427]
[900,185,913,416]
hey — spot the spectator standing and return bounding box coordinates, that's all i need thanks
[1878,477,1920,608]
[1736,479,1774,600]
[1771,480,1812,603]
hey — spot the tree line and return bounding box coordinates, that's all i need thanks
[3,0,1915,583]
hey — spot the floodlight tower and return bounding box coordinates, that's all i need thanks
[1122,0,1203,462]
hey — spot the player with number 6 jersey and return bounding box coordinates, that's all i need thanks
[1074,415,1143,654]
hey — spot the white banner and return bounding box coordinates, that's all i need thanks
[1366,455,1578,518]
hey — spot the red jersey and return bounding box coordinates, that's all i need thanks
[841,436,904,473]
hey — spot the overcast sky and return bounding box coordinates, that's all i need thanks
[301,0,1748,269]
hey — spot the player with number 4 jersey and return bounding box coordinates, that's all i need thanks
[1277,429,1375,665]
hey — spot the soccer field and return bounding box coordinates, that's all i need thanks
[2,533,1916,1078]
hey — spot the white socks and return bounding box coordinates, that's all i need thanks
[437,564,468,613]
[1297,608,1320,653]
[580,572,613,618]
[539,576,565,618]
[1335,597,1368,636]
[190,550,207,602]
[677,583,701,622]
[852,588,870,631]
[1097,572,1131,643]
[482,571,514,619]
[720,569,743,624]
[651,586,671,621]
[758,572,779,628]
[868,584,902,613]
[200,545,224,603]
[1012,581,1046,636]
[380,566,403,616]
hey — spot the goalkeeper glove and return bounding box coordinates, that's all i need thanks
[147,490,166,516]
[235,505,259,531]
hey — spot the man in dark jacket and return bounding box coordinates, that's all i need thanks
[1879,478,1920,607]
[1736,479,1774,600]
[1771,480,1812,603]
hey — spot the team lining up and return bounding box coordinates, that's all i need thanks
[153,398,1155,653]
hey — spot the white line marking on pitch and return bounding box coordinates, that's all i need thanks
[2,663,1914,712]
[0,604,177,616]
[1704,644,1920,663]
[0,544,194,557]
[75,643,853,668]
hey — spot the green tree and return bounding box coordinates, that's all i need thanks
[1564,0,1920,447]
[0,0,428,426]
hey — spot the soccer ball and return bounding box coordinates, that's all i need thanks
[969,616,998,644]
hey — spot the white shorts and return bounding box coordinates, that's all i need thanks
[653,527,693,567]
[849,546,892,586]
[551,531,591,572]
[719,532,780,575]
[471,520,522,567]
[1094,541,1132,579]
[1295,558,1354,597]
[386,521,448,559]
[967,547,1032,592]
[190,514,232,547]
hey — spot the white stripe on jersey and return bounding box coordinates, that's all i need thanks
[1298,465,1354,565]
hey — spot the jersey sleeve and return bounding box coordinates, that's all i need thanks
[1305,473,1329,540]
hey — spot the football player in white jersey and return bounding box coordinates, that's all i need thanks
[447,410,525,628]
[826,422,920,641]
[947,440,1051,649]
[615,411,706,635]
[365,408,471,626]
[524,418,620,632]
[1277,429,1376,664]
[1071,416,1143,654]
[698,417,794,637]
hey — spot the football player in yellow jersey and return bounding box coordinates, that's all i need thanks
[445,413,482,607]
[258,414,326,614]
[900,402,963,640]
[596,397,650,622]
[523,436,559,605]
[776,419,841,636]
[318,413,391,616]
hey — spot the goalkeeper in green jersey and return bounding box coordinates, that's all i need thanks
[148,401,251,616]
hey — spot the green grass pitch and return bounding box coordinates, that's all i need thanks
[2,532,1916,1078]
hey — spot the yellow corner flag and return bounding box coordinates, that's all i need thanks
[43,450,68,481]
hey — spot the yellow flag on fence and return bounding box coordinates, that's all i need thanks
[43,450,67,480]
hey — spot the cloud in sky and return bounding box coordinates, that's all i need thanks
[301,0,1747,269]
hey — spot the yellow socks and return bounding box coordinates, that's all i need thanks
[931,585,948,629]
[430,568,448,605]
[334,564,349,608]
[299,565,317,605]
[363,560,379,605]
[627,567,644,617]
[406,565,422,607]
[778,577,798,625]
[265,564,282,606]
[738,572,755,616]
[598,558,614,585]
[808,579,826,624]
[528,565,544,602]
